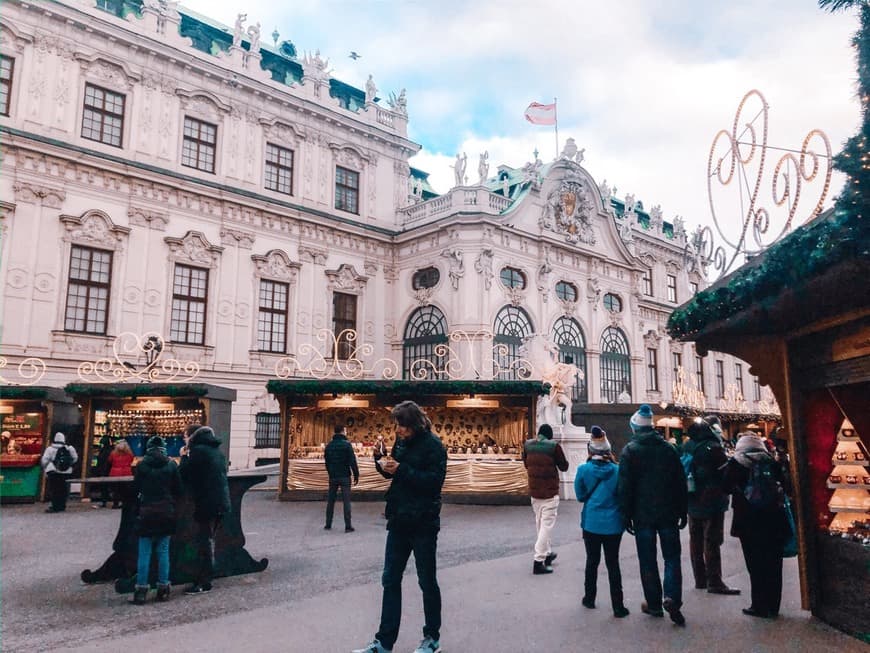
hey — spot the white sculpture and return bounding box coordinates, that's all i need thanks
[247,22,261,54]
[388,89,407,116]
[365,74,377,104]
[522,335,581,427]
[453,153,467,187]
[232,13,247,48]
[441,247,465,289]
[502,175,510,198]
[478,151,489,184]
[474,248,494,290]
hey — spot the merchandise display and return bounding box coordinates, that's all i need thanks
[826,418,870,546]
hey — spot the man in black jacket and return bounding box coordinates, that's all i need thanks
[179,424,230,595]
[618,404,688,626]
[324,422,359,532]
[353,401,447,653]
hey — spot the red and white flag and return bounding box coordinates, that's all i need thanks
[524,101,557,125]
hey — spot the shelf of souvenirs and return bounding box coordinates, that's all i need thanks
[287,443,523,461]
[827,513,870,546]
[93,408,204,439]
[837,422,860,442]
[827,465,870,490]
[831,440,869,467]
[828,488,870,513]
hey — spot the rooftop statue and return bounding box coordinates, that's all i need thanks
[365,74,377,104]
[478,151,489,185]
[453,152,467,187]
[247,22,261,54]
[232,13,247,48]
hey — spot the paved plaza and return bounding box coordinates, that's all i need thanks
[1,490,864,653]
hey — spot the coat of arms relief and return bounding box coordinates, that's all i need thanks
[539,179,596,245]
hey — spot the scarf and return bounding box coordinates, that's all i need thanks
[733,433,773,468]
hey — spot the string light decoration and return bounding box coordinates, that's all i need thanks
[671,366,707,412]
[77,332,200,383]
[0,357,47,386]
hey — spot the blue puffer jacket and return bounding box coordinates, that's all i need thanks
[574,459,623,535]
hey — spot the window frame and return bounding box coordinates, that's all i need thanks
[335,165,360,214]
[254,412,281,449]
[81,82,126,148]
[402,305,449,380]
[646,347,659,392]
[672,351,682,381]
[499,267,527,290]
[493,305,534,380]
[753,375,761,401]
[181,115,217,174]
[695,354,706,395]
[555,281,577,302]
[603,293,623,313]
[735,363,744,396]
[412,267,440,290]
[715,359,725,398]
[332,291,358,359]
[0,55,13,117]
[257,278,289,353]
[667,274,677,303]
[642,268,653,297]
[170,263,209,345]
[600,326,631,403]
[690,281,699,295]
[552,316,587,402]
[264,142,294,196]
[63,244,113,335]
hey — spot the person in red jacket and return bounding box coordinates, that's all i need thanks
[522,423,569,574]
[108,439,134,508]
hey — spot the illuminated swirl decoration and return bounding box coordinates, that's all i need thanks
[77,332,200,383]
[699,89,832,278]
[0,357,47,386]
[275,329,399,380]
[408,330,495,380]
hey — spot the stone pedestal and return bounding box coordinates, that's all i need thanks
[556,422,589,501]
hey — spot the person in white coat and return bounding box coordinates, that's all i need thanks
[41,432,78,513]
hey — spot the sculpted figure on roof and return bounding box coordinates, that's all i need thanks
[233,13,247,48]
[247,22,261,54]
[453,153,467,187]
[478,151,489,184]
[365,75,377,104]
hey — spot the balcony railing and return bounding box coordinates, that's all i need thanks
[400,187,513,228]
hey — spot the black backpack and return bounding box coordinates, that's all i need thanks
[744,459,784,510]
[54,445,73,472]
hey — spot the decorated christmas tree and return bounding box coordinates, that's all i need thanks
[826,417,870,535]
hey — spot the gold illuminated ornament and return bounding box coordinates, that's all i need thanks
[0,357,47,386]
[77,332,200,383]
[671,366,706,412]
[561,190,576,218]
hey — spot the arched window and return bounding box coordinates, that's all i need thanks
[600,326,631,403]
[552,317,587,403]
[403,306,448,379]
[493,305,534,379]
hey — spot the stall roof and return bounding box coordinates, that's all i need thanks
[64,383,237,401]
[266,379,549,396]
[0,386,74,402]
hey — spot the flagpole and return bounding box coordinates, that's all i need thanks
[553,97,559,159]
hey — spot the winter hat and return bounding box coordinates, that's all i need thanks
[53,432,66,444]
[588,426,611,454]
[630,405,654,432]
[146,435,166,452]
[538,424,554,440]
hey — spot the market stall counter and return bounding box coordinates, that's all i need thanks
[77,472,268,592]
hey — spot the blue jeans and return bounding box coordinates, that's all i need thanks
[136,535,170,587]
[635,526,682,610]
[375,528,441,649]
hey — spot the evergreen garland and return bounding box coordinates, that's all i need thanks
[266,379,550,397]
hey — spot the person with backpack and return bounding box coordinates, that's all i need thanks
[681,418,741,596]
[130,435,182,605]
[41,432,78,513]
[324,422,360,532]
[723,431,791,619]
[574,426,629,618]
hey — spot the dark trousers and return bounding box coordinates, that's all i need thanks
[193,517,221,586]
[46,472,69,511]
[739,534,783,616]
[582,531,625,610]
[689,513,725,589]
[375,527,441,650]
[325,477,352,529]
[635,526,683,610]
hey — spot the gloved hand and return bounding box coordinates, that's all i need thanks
[625,518,635,536]
[678,515,688,530]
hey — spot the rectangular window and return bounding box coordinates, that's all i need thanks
[667,274,677,303]
[81,83,125,147]
[335,166,359,214]
[264,143,293,195]
[64,245,112,334]
[690,281,699,295]
[715,360,725,398]
[753,375,761,401]
[257,279,288,353]
[254,412,281,448]
[695,355,705,394]
[642,268,653,296]
[170,264,208,345]
[332,292,357,359]
[0,55,13,117]
[735,363,744,396]
[182,116,217,173]
[672,351,682,382]
[646,348,659,392]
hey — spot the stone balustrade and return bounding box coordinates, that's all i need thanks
[400,187,513,227]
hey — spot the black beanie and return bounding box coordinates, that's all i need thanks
[538,424,554,439]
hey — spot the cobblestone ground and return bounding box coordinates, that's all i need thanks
[1,491,864,652]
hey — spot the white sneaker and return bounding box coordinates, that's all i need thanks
[351,640,392,653]
[413,637,441,653]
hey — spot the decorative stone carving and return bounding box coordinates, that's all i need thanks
[540,179,596,245]
[413,287,435,306]
[365,74,377,104]
[558,298,578,317]
[299,246,328,265]
[13,183,65,208]
[536,249,553,302]
[649,204,663,233]
[128,206,169,231]
[363,260,378,276]
[260,118,306,146]
[618,216,636,255]
[76,54,140,91]
[587,277,601,310]
[560,138,585,164]
[672,215,686,241]
[251,249,301,283]
[325,263,367,292]
[220,226,255,249]
[387,88,407,116]
[176,89,231,122]
[301,50,332,83]
[453,153,467,187]
[441,247,464,290]
[478,151,489,185]
[329,143,370,169]
[474,248,494,290]
[0,22,33,53]
[60,210,130,250]
[643,329,661,348]
[506,286,525,307]
[164,231,223,267]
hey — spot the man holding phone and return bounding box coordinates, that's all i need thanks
[352,401,447,653]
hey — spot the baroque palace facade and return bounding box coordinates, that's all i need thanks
[0,0,774,468]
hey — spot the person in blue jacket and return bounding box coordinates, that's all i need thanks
[574,426,629,618]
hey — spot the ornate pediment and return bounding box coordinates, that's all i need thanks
[540,179,596,245]
[328,142,373,169]
[60,210,130,250]
[251,249,300,283]
[75,53,140,91]
[325,263,368,292]
[164,231,223,267]
[176,88,231,121]
[259,117,306,146]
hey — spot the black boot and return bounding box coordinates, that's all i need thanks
[533,560,554,575]
[130,586,148,605]
[156,584,171,602]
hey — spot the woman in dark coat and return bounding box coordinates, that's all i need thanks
[723,432,791,619]
[131,435,182,605]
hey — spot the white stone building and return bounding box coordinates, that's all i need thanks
[0,0,772,469]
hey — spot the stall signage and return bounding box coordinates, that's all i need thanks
[1,413,44,434]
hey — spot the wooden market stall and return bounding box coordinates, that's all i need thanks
[0,386,81,503]
[667,208,870,640]
[268,379,548,504]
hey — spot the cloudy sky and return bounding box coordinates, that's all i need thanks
[180,0,860,239]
